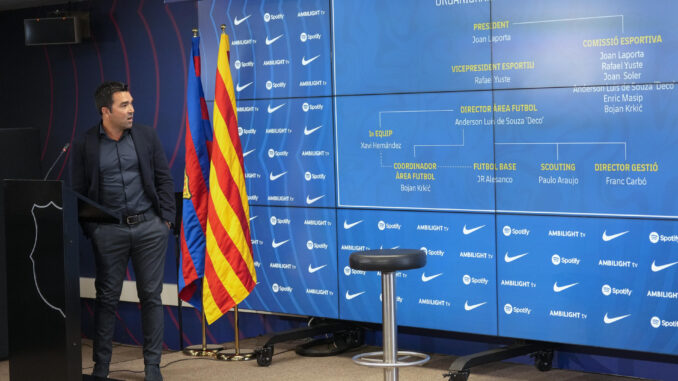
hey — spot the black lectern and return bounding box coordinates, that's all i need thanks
[0,128,41,361]
[1,180,118,380]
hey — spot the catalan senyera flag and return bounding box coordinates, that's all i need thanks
[179,34,213,310]
[203,29,257,324]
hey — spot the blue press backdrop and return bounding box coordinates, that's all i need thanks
[3,0,678,379]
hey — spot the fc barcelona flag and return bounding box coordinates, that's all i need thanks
[203,27,257,324]
[179,33,213,309]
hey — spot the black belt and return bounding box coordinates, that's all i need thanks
[122,209,155,225]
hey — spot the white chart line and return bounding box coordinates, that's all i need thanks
[438,164,473,169]
[380,152,390,168]
[494,141,627,160]
[378,109,462,158]
[414,129,465,157]
[513,15,624,33]
[381,151,472,169]
[378,109,455,129]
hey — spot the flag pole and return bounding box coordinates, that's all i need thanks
[183,310,223,356]
[217,305,256,361]
[213,26,256,360]
[180,26,224,359]
[194,22,254,361]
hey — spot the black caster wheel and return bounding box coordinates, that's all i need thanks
[347,327,364,348]
[531,350,553,372]
[256,345,273,367]
[448,369,470,381]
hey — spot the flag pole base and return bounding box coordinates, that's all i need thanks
[216,348,257,361]
[182,344,224,357]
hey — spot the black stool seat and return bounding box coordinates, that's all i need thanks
[349,248,430,378]
[350,249,426,273]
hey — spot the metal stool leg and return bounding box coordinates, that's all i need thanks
[382,271,397,381]
[350,250,430,375]
[351,268,429,374]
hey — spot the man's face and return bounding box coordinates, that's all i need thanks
[103,91,134,130]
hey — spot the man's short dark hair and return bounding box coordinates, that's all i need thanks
[94,81,129,115]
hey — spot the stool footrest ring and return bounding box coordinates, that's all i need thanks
[352,351,430,368]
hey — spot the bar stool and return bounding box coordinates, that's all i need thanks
[349,249,430,381]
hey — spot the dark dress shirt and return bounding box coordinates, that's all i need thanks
[98,126,153,216]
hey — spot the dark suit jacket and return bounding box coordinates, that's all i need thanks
[71,123,176,229]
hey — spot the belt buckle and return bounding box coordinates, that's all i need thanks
[126,215,140,225]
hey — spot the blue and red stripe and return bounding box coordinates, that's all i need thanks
[179,35,213,309]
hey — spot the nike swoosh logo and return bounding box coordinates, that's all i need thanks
[651,260,678,272]
[421,273,443,282]
[504,252,528,263]
[236,82,252,92]
[345,290,365,300]
[306,195,325,204]
[343,220,363,229]
[308,264,327,273]
[301,54,320,66]
[464,301,487,311]
[303,125,322,135]
[603,313,631,324]
[602,230,629,242]
[265,34,283,45]
[269,171,287,181]
[553,282,579,292]
[462,224,485,235]
[243,149,255,157]
[234,15,251,26]
[249,215,257,222]
[267,103,285,113]
[271,239,289,249]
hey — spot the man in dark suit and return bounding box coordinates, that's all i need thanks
[71,81,175,381]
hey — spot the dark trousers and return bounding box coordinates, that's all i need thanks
[90,213,169,365]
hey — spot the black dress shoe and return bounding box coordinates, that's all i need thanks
[92,362,109,378]
[144,364,163,381]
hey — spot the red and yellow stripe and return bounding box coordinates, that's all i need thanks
[203,31,256,324]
